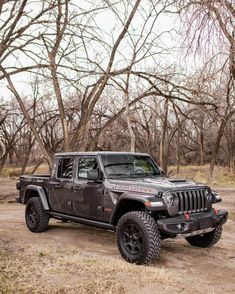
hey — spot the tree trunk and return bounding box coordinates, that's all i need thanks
[49,57,69,151]
[125,92,135,152]
[176,128,181,176]
[199,129,204,165]
[160,99,168,174]
[0,65,52,168]
[8,147,14,164]
[20,142,34,175]
[230,154,235,174]
[70,0,141,149]
[209,110,235,179]
[31,158,44,174]
[0,150,9,175]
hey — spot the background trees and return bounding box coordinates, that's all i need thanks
[0,0,234,177]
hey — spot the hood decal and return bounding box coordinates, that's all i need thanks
[140,178,196,187]
[109,177,202,194]
[112,184,156,194]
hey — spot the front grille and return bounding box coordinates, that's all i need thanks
[173,189,208,215]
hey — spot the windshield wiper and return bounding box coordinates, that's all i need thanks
[108,172,160,179]
[129,173,159,178]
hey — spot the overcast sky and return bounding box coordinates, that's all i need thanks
[0,0,202,102]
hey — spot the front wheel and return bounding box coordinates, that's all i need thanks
[25,197,50,233]
[116,211,161,264]
[186,225,222,247]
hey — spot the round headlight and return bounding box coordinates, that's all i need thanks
[212,191,221,202]
[162,192,174,206]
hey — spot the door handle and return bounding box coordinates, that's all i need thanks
[73,185,82,191]
[54,184,62,189]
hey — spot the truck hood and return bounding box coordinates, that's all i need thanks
[109,177,206,195]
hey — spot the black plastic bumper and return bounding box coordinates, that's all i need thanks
[157,209,228,235]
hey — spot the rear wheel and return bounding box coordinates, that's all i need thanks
[25,197,50,233]
[116,211,161,264]
[186,225,222,247]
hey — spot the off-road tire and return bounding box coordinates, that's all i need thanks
[25,197,50,233]
[116,211,161,264]
[186,225,222,248]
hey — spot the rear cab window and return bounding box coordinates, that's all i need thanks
[57,157,74,179]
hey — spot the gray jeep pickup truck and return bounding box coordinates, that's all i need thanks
[16,152,228,264]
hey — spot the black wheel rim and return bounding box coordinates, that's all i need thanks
[27,205,38,227]
[122,223,143,255]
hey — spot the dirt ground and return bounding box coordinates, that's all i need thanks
[0,178,235,294]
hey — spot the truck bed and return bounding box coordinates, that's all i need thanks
[19,174,51,200]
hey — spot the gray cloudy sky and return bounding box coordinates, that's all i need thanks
[0,1,187,101]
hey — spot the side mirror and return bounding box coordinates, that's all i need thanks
[158,167,164,176]
[87,169,100,181]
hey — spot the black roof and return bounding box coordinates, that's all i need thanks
[54,151,149,157]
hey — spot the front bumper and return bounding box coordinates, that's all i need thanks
[157,209,228,235]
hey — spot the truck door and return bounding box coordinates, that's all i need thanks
[72,156,105,221]
[49,156,75,215]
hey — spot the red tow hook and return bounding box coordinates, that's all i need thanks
[214,208,218,215]
[184,213,190,220]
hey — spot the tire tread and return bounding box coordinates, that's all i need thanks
[116,211,161,264]
[25,197,49,233]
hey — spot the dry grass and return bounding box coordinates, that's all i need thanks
[169,165,235,186]
[0,238,184,294]
[1,164,49,177]
[0,185,234,293]
[228,211,235,221]
[2,164,235,186]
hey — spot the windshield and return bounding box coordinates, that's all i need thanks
[100,154,160,178]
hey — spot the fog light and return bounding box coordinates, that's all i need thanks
[177,224,182,230]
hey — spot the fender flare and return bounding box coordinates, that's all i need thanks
[110,193,149,224]
[24,185,50,210]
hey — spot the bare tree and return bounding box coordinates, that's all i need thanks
[42,0,70,151]
[177,0,235,177]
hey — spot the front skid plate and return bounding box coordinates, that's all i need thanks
[175,228,214,239]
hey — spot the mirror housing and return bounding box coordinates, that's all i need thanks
[87,169,101,181]
[158,167,164,176]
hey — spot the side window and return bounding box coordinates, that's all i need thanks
[57,158,74,179]
[77,158,97,179]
